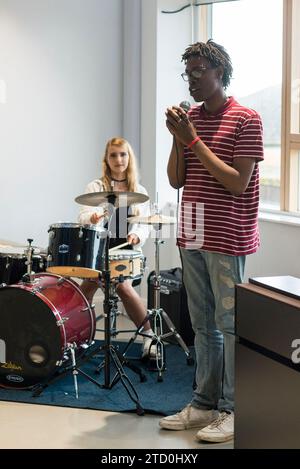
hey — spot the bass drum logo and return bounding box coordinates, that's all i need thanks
[6,374,24,383]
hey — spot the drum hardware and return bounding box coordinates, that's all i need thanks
[123,209,194,381]
[68,343,79,399]
[31,281,52,293]
[95,282,146,343]
[75,191,148,415]
[56,317,69,326]
[22,238,35,283]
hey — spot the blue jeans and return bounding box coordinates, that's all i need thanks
[180,248,245,412]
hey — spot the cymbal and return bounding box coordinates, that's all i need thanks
[0,239,46,255]
[0,238,28,248]
[75,191,149,207]
[128,214,177,225]
[0,245,45,255]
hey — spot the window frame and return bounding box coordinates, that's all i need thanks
[282,0,300,212]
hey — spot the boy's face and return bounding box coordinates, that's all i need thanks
[185,56,224,103]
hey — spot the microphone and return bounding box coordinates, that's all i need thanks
[179,101,191,113]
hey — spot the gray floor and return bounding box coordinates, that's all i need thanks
[0,290,233,450]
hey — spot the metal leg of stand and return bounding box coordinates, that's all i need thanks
[69,343,79,399]
[108,346,144,415]
[157,309,194,364]
[146,307,194,368]
[151,309,165,381]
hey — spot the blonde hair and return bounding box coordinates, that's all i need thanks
[101,137,139,192]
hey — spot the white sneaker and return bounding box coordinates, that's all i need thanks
[196,411,234,443]
[142,336,157,359]
[159,404,219,431]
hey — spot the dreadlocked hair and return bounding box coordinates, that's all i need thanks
[181,39,233,89]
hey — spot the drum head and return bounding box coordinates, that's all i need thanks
[0,287,61,388]
[109,249,141,259]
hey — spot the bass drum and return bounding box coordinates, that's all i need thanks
[0,273,95,389]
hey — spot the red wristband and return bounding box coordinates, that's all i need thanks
[187,136,201,149]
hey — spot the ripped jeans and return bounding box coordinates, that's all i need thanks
[180,248,245,412]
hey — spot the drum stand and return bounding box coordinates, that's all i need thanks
[95,194,145,414]
[122,222,194,381]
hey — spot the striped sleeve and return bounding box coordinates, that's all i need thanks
[233,114,264,161]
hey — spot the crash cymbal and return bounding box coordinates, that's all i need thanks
[75,191,149,207]
[0,239,46,254]
[128,214,177,225]
[0,238,28,248]
[0,245,45,255]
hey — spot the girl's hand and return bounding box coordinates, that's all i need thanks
[127,233,140,245]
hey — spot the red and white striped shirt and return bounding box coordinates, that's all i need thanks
[178,96,264,256]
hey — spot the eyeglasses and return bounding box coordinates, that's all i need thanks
[181,67,212,82]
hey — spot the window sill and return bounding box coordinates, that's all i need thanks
[259,210,300,227]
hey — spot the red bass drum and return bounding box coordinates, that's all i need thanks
[0,273,95,388]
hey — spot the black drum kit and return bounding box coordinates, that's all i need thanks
[0,191,193,414]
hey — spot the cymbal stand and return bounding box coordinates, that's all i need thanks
[98,194,144,414]
[134,221,194,381]
[22,238,35,283]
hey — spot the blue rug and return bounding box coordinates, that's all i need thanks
[0,341,195,415]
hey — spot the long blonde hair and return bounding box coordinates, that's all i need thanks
[101,137,139,192]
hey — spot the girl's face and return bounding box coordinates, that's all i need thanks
[106,144,129,177]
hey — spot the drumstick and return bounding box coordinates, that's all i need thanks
[109,242,129,253]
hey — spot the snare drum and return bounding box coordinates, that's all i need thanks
[47,223,107,278]
[0,247,46,285]
[109,249,145,281]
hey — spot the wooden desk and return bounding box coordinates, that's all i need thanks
[235,278,300,449]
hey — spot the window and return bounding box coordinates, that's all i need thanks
[210,0,283,210]
[284,0,300,212]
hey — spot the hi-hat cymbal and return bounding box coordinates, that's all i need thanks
[75,191,149,207]
[128,214,177,225]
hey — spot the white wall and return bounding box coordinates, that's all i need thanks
[245,220,300,279]
[0,0,123,248]
[123,0,141,162]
